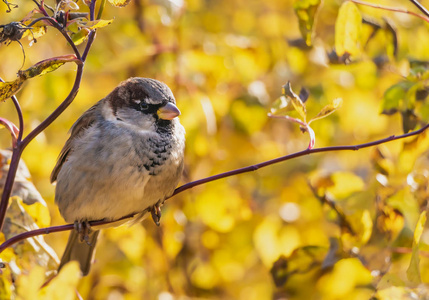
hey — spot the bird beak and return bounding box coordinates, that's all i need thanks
[157,102,181,120]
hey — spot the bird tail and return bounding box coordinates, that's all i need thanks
[58,230,100,276]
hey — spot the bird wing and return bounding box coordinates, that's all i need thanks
[50,101,102,183]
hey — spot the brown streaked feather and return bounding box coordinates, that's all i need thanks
[50,101,102,183]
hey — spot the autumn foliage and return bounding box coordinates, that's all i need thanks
[1,0,429,299]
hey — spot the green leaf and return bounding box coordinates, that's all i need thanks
[381,83,407,115]
[283,82,307,121]
[293,0,321,46]
[401,110,418,133]
[335,1,362,57]
[407,211,426,283]
[309,98,342,124]
[381,82,413,115]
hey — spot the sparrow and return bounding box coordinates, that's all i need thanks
[51,77,185,275]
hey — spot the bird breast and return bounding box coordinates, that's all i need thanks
[55,119,185,223]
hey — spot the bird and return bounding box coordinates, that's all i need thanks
[51,77,185,276]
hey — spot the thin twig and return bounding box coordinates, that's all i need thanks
[0,151,23,231]
[82,30,96,61]
[1,123,429,252]
[11,95,24,142]
[409,0,429,19]
[27,17,81,60]
[351,0,429,23]
[0,14,93,230]
[307,182,356,235]
[173,122,429,196]
[89,0,96,21]
[20,65,83,149]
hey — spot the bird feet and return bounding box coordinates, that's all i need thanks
[74,220,92,245]
[151,201,162,226]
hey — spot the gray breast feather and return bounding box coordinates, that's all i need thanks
[54,114,185,223]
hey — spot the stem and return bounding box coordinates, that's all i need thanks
[308,182,355,235]
[2,123,429,250]
[11,95,24,142]
[0,150,22,231]
[0,64,83,229]
[20,65,83,149]
[82,30,96,61]
[96,0,107,20]
[173,123,429,196]
[28,17,81,60]
[0,63,84,230]
[351,0,429,23]
[32,0,50,17]
[89,0,97,21]
[409,0,429,19]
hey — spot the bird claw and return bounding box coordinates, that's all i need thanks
[151,201,162,226]
[74,220,92,245]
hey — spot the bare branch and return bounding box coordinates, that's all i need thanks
[2,123,429,251]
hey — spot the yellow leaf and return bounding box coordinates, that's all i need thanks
[283,82,307,121]
[16,266,45,299]
[21,201,51,228]
[190,262,219,289]
[0,264,13,300]
[0,232,16,263]
[71,28,90,45]
[327,172,365,199]
[407,211,426,283]
[294,0,322,46]
[270,96,294,115]
[309,98,343,124]
[18,55,80,79]
[335,1,362,56]
[317,258,372,298]
[38,262,80,300]
[87,19,114,30]
[108,0,131,7]
[0,78,25,101]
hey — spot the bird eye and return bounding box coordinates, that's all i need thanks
[140,102,149,111]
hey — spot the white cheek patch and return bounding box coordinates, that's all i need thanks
[132,99,142,105]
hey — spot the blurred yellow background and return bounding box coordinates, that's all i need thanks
[2,0,429,299]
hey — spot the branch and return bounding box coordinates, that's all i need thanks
[174,123,429,196]
[1,123,429,252]
[11,94,24,142]
[409,0,429,19]
[351,0,429,23]
[27,17,81,60]
[20,63,83,146]
[0,15,97,230]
